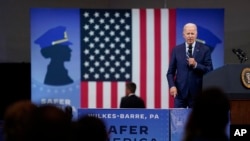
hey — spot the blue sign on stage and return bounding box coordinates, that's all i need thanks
[170,108,230,141]
[170,108,191,141]
[78,109,170,141]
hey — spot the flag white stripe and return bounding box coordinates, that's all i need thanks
[161,9,169,108]
[146,9,155,109]
[88,82,96,108]
[132,9,141,97]
[103,82,111,108]
[117,82,126,108]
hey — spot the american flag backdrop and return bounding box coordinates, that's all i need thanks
[80,9,176,109]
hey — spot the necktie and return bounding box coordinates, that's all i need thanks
[188,44,193,58]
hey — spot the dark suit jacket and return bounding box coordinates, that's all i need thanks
[167,42,213,99]
[119,94,145,108]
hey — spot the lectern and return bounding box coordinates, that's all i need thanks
[203,64,250,124]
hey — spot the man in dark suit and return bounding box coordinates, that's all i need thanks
[166,23,213,108]
[119,82,146,108]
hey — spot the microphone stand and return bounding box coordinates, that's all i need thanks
[232,48,248,63]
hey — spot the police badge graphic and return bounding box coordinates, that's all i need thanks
[241,68,250,88]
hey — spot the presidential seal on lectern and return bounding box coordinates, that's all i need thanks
[241,67,250,88]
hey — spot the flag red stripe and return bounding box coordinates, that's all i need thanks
[111,82,118,108]
[96,82,103,108]
[81,82,88,108]
[169,9,176,108]
[139,9,147,104]
[154,9,161,108]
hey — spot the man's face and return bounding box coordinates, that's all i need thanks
[183,25,197,44]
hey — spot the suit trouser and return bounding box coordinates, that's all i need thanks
[174,90,194,108]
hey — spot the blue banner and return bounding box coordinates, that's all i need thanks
[78,109,170,141]
[170,108,230,141]
[170,108,191,141]
[30,8,81,120]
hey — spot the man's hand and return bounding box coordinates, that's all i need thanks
[187,58,197,68]
[170,86,177,98]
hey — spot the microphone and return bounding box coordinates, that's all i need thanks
[238,49,248,62]
[232,48,240,56]
[188,45,193,58]
[187,44,194,67]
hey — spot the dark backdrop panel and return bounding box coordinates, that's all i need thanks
[0,63,31,120]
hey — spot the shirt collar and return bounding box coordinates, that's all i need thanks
[186,41,196,48]
[128,93,135,97]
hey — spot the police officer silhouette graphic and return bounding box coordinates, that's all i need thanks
[35,26,73,86]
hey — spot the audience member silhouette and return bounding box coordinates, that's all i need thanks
[72,115,109,141]
[29,104,71,141]
[3,100,37,141]
[182,87,230,141]
[119,82,146,108]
